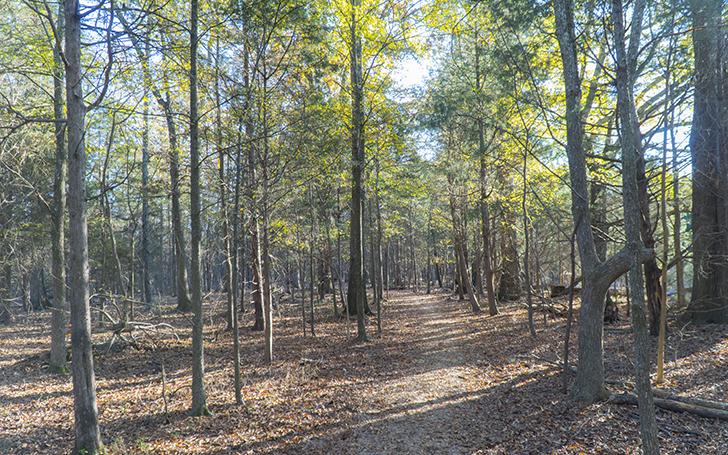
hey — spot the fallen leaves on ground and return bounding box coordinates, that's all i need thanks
[1,290,727,454]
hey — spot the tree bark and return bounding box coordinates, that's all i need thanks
[347,0,368,342]
[553,0,653,403]
[141,22,151,307]
[686,0,728,324]
[49,0,68,374]
[609,393,728,422]
[612,0,659,450]
[189,0,209,416]
[65,0,102,451]
[450,189,481,314]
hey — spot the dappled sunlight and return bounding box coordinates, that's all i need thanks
[1,291,727,453]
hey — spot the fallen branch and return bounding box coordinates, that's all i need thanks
[609,393,728,421]
[652,390,728,412]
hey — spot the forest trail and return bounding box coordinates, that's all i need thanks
[2,290,728,454]
[303,291,491,454]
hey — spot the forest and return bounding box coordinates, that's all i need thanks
[0,0,727,454]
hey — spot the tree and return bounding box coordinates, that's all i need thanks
[49,0,68,374]
[347,0,368,342]
[116,3,192,313]
[686,0,728,324]
[189,0,209,417]
[552,0,652,402]
[65,0,104,451]
[611,0,659,449]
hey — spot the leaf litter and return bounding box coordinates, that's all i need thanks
[0,290,727,454]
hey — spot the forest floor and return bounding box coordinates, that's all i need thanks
[1,289,727,454]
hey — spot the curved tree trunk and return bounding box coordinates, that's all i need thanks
[553,0,653,403]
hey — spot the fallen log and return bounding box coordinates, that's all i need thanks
[652,390,728,412]
[608,393,728,421]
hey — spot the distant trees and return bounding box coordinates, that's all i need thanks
[1,0,726,448]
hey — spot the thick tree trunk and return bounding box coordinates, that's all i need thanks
[687,0,728,324]
[347,1,368,342]
[553,0,653,403]
[65,0,102,451]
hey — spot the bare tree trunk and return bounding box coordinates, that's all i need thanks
[612,0,659,450]
[672,127,685,308]
[65,0,102,450]
[232,134,243,405]
[309,185,317,338]
[450,189,481,314]
[215,39,234,332]
[0,262,11,325]
[49,0,68,373]
[686,0,728,324]
[141,21,151,307]
[523,152,536,336]
[553,0,652,403]
[189,0,209,416]
[347,0,368,342]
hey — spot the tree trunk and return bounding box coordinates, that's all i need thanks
[347,0,368,342]
[65,0,102,451]
[672,128,685,309]
[523,151,536,336]
[450,189,481,314]
[49,0,68,373]
[141,27,151,307]
[232,134,243,405]
[0,262,12,325]
[612,0,659,450]
[553,0,652,403]
[686,0,728,324]
[189,0,209,416]
[497,222,521,302]
[476,69,498,316]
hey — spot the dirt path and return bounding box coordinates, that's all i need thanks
[4,290,727,454]
[302,292,490,454]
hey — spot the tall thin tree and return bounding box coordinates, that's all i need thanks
[189,0,209,417]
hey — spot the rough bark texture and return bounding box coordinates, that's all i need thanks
[189,0,209,417]
[687,0,728,324]
[553,0,652,403]
[612,0,659,450]
[65,0,102,451]
[347,1,368,342]
[49,0,68,374]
